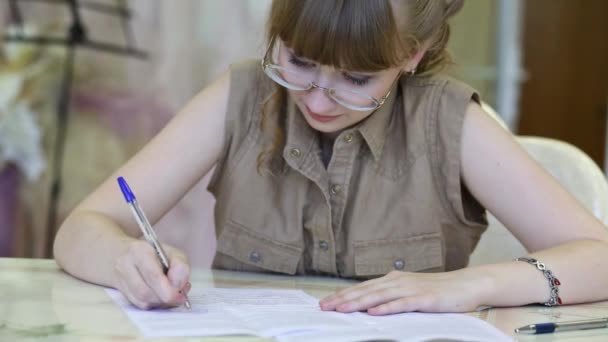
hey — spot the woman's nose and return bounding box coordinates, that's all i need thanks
[304,86,337,114]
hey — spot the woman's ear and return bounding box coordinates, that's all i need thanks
[404,49,426,74]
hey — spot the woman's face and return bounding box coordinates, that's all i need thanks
[276,41,403,134]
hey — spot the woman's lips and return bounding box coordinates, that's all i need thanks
[306,107,341,123]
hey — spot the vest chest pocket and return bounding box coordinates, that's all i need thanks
[215,219,303,275]
[354,233,444,277]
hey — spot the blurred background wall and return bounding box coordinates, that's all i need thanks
[0,0,606,266]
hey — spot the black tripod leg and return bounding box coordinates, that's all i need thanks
[8,0,24,34]
[44,44,76,257]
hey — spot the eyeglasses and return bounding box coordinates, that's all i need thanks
[261,37,399,112]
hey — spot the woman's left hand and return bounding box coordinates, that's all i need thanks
[319,269,490,315]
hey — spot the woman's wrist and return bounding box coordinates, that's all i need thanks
[458,265,498,308]
[515,257,562,306]
[467,260,556,308]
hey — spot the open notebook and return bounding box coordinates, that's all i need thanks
[106,288,513,342]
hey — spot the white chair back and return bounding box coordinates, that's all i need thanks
[469,105,608,265]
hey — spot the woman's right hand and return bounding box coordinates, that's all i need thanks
[113,240,191,310]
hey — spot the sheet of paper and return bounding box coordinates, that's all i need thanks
[106,288,323,337]
[107,288,244,336]
[277,312,515,342]
[106,287,513,341]
[233,305,365,337]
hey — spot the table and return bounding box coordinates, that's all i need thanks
[1,258,607,341]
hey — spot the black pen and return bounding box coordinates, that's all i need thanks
[515,317,608,334]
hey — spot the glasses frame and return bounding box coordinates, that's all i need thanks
[261,36,401,112]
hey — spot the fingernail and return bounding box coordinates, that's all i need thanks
[337,304,350,311]
[368,307,381,315]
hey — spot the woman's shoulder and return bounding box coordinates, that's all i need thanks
[398,73,479,125]
[399,73,480,131]
[227,58,274,102]
[229,58,262,79]
[403,73,478,99]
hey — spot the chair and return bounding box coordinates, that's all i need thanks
[468,105,608,266]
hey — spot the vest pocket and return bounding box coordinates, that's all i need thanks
[354,233,444,277]
[215,219,303,275]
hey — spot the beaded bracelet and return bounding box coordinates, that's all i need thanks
[515,257,562,306]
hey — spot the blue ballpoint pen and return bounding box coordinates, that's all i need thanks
[515,317,608,334]
[117,176,192,310]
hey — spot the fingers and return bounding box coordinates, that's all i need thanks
[136,247,183,305]
[319,271,440,315]
[320,273,401,311]
[166,249,191,290]
[166,249,191,305]
[117,277,151,310]
[340,287,408,313]
[367,295,433,315]
[320,283,433,315]
[115,254,162,310]
[319,270,476,315]
[114,241,188,309]
[182,281,192,295]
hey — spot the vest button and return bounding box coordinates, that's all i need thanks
[393,259,405,270]
[290,148,301,158]
[249,251,262,263]
[318,240,329,251]
[330,184,342,195]
[343,133,353,143]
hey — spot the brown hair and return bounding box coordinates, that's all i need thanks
[257,0,465,174]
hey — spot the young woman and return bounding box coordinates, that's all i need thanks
[54,0,608,315]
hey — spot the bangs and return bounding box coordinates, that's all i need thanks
[268,0,406,72]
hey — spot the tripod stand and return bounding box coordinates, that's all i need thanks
[4,0,147,257]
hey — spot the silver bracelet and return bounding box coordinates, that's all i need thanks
[515,257,562,306]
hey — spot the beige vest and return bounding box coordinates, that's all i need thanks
[208,60,487,278]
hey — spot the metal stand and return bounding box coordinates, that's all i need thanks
[3,0,147,257]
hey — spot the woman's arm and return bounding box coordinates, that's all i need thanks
[53,70,231,307]
[320,102,608,314]
[458,101,608,306]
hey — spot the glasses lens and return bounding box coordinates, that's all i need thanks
[264,65,311,91]
[331,89,379,111]
[263,46,380,112]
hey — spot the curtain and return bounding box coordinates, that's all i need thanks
[2,0,271,266]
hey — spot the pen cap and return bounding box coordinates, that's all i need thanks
[117,177,136,203]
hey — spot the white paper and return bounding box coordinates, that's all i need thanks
[293,312,515,342]
[106,287,513,341]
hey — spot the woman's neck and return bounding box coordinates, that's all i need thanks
[319,133,337,168]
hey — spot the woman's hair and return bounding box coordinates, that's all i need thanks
[256,0,464,174]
